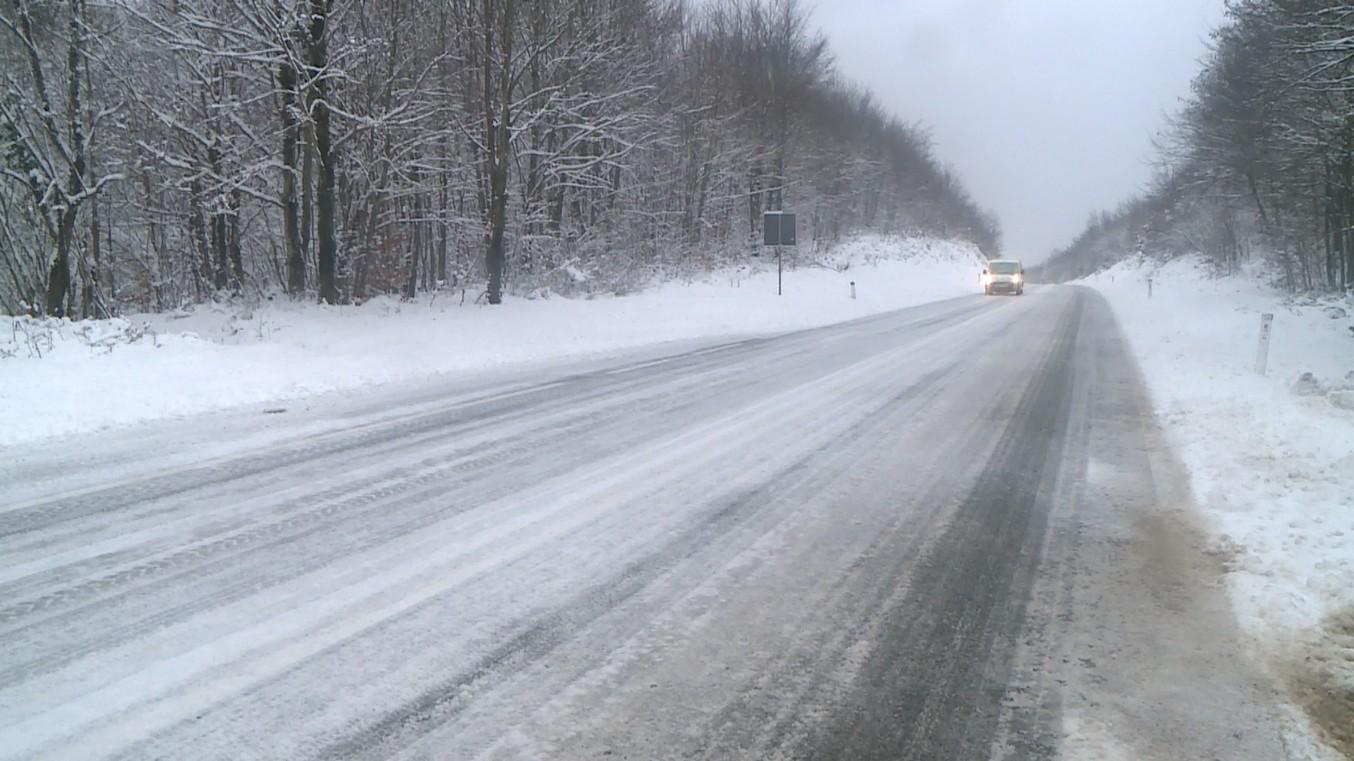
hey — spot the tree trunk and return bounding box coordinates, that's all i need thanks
[1344,135,1354,291]
[406,176,422,299]
[483,0,515,305]
[1246,172,1269,229]
[309,0,340,304]
[188,177,213,293]
[211,209,229,290]
[435,4,451,285]
[206,135,229,290]
[302,120,314,265]
[85,181,100,318]
[438,170,449,283]
[44,0,89,318]
[228,188,245,292]
[45,217,73,318]
[104,193,115,309]
[747,160,762,239]
[279,53,306,295]
[487,165,508,303]
[82,51,101,319]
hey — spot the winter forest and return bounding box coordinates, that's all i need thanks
[1040,0,1354,293]
[0,0,1000,318]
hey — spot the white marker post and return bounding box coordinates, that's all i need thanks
[1255,313,1274,375]
[850,281,856,300]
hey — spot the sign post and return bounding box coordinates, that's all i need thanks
[762,210,796,296]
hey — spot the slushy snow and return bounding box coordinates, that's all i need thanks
[1081,256,1354,671]
[0,236,984,447]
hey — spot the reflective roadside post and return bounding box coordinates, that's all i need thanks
[1255,313,1274,375]
[762,211,796,296]
[850,281,856,299]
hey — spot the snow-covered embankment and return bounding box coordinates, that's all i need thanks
[0,236,983,446]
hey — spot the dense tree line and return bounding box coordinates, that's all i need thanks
[0,0,999,317]
[1039,0,1354,292]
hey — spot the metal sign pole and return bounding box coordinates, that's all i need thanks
[762,210,794,297]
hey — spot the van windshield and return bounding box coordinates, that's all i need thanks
[989,262,1020,274]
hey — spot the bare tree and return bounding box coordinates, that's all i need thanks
[1,0,1002,317]
[1,0,118,316]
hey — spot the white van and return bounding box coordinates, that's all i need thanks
[981,260,1024,295]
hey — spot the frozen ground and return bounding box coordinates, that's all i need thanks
[1080,256,1354,755]
[0,236,981,447]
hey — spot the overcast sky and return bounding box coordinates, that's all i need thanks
[808,0,1227,260]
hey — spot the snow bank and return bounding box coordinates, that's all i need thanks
[0,236,983,446]
[1080,256,1354,649]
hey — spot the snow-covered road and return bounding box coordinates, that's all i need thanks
[0,288,1302,760]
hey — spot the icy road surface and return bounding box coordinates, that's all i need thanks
[0,288,1296,760]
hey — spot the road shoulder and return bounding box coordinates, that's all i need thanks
[994,289,1295,760]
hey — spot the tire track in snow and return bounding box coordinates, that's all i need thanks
[310,361,966,761]
[0,295,1023,761]
[0,355,797,686]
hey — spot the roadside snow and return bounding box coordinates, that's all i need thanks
[1080,256,1354,654]
[0,236,983,447]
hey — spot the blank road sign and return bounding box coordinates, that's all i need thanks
[763,211,796,247]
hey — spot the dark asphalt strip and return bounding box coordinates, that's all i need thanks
[802,294,1084,761]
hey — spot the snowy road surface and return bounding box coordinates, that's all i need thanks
[1,287,1297,760]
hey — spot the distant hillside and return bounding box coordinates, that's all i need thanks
[1039,1,1353,293]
